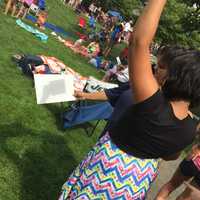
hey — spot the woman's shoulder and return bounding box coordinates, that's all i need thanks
[134,89,165,112]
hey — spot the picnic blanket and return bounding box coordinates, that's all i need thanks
[60,39,99,58]
[16,19,48,42]
[21,55,117,91]
[35,58,88,91]
[26,15,71,37]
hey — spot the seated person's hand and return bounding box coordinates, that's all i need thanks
[117,64,126,71]
[74,91,86,100]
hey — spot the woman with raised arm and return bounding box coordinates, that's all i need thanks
[59,1,200,199]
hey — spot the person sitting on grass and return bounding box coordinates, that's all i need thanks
[102,59,129,84]
[72,37,85,49]
[89,51,103,70]
[86,38,100,57]
[36,9,48,30]
[156,141,200,200]
[72,38,100,58]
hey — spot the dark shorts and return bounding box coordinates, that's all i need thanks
[23,2,30,8]
[180,159,200,187]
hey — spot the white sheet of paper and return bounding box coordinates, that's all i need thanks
[34,74,76,104]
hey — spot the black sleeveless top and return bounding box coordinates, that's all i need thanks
[109,90,197,159]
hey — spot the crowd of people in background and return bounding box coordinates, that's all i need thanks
[60,0,136,86]
[4,0,47,28]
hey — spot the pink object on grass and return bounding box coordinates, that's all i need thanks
[24,0,34,6]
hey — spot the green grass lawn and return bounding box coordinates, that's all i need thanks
[0,1,109,199]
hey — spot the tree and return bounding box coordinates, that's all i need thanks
[154,0,199,48]
[81,0,199,48]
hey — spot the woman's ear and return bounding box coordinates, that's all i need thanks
[155,67,168,86]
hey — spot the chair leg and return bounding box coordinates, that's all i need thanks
[90,120,101,136]
[60,102,65,131]
[84,120,101,137]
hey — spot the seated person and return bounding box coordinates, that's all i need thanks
[87,40,100,57]
[102,63,128,83]
[74,62,168,137]
[98,28,110,44]
[89,51,103,69]
[88,27,97,40]
[156,142,200,200]
[72,38,85,48]
[114,67,129,84]
[74,82,131,137]
[88,14,96,29]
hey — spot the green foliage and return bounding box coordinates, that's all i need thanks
[82,0,142,19]
[157,0,200,48]
[83,0,199,48]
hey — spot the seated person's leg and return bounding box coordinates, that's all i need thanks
[4,0,12,14]
[11,0,17,16]
[16,4,25,18]
[22,7,29,19]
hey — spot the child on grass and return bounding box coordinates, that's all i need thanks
[36,9,48,29]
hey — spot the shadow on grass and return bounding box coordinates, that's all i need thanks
[0,122,77,200]
[44,103,66,132]
[44,103,102,137]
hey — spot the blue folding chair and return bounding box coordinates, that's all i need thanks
[63,101,113,136]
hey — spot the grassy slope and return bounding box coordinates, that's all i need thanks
[0,1,106,199]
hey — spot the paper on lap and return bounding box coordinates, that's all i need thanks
[65,67,88,91]
[34,74,76,104]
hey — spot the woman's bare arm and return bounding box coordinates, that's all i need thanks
[74,91,108,101]
[129,0,167,103]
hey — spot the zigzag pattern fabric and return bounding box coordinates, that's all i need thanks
[59,133,159,200]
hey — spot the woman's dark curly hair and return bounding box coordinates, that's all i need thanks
[158,46,200,108]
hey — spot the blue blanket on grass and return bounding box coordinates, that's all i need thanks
[26,15,71,37]
[16,19,48,42]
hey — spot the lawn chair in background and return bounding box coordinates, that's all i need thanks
[78,17,86,29]
[63,101,113,136]
[28,3,40,16]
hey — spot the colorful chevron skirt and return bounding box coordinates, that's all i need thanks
[59,133,159,200]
